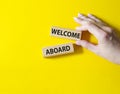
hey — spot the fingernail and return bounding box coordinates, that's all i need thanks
[76,41,81,45]
[78,13,83,17]
[76,27,80,30]
[73,17,77,20]
[88,13,92,16]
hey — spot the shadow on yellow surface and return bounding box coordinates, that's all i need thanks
[1,0,120,94]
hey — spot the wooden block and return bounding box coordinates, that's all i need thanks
[42,43,74,57]
[50,26,82,40]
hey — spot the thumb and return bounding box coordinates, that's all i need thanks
[76,40,98,53]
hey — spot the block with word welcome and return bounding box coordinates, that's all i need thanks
[50,26,82,40]
[42,43,74,57]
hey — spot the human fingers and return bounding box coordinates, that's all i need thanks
[76,40,98,53]
[74,17,106,39]
[88,14,113,33]
[87,14,105,24]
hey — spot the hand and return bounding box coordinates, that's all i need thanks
[74,13,120,64]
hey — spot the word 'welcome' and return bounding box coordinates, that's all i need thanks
[51,27,81,40]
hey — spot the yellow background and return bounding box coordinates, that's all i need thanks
[0,0,120,94]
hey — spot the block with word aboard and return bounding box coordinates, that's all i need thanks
[50,26,82,40]
[42,43,74,57]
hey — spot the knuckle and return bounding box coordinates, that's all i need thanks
[103,26,113,33]
[87,19,93,22]
[83,21,91,25]
[101,32,108,39]
[83,41,89,48]
[82,40,87,45]
[108,28,113,33]
[101,32,114,42]
[94,49,100,55]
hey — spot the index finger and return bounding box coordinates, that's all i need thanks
[74,17,107,40]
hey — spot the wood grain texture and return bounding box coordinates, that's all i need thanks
[50,26,82,40]
[42,43,74,57]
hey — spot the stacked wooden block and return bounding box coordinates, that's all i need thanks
[42,26,82,57]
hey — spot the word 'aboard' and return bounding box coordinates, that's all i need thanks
[42,43,74,57]
[50,26,82,40]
